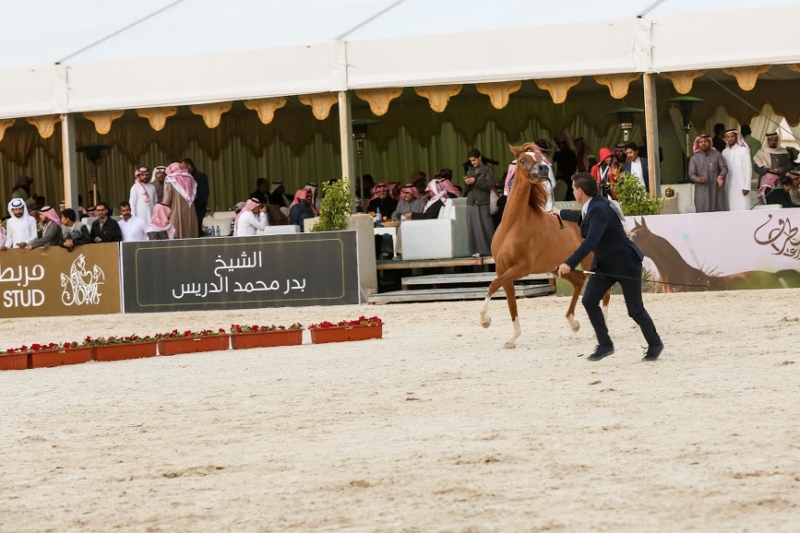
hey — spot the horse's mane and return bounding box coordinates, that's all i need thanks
[510,143,549,211]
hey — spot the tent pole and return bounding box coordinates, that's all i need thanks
[338,90,356,213]
[60,114,79,210]
[643,73,661,197]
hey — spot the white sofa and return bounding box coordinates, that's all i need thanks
[398,198,470,260]
[257,225,300,235]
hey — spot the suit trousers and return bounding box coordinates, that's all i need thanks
[581,262,661,348]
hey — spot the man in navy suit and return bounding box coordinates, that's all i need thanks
[622,142,650,194]
[552,173,663,362]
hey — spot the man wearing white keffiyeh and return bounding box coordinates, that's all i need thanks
[129,166,157,223]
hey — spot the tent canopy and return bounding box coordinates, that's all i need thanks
[1,0,799,120]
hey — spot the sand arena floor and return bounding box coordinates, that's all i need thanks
[1,289,799,532]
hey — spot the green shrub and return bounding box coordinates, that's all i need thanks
[311,177,352,232]
[612,171,664,216]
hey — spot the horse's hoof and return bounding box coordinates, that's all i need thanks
[503,341,516,349]
[567,315,580,333]
[480,317,491,328]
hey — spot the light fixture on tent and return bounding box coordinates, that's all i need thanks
[606,107,644,142]
[76,144,113,207]
[352,119,380,202]
[668,95,704,183]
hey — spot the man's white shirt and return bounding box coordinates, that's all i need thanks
[119,216,148,242]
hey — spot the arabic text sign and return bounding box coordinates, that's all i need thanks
[0,243,121,318]
[121,231,360,312]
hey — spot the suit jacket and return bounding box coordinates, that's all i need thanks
[560,195,643,273]
[622,157,650,193]
[29,221,63,249]
[90,217,123,243]
[192,170,210,210]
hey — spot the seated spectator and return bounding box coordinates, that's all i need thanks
[765,176,797,208]
[789,171,800,207]
[366,183,398,217]
[234,198,268,236]
[434,168,462,197]
[118,201,148,242]
[250,178,270,205]
[27,206,62,249]
[391,183,426,220]
[404,179,454,220]
[90,202,123,243]
[410,171,427,196]
[60,208,91,251]
[268,181,291,210]
[147,203,175,240]
[289,189,315,231]
[385,181,401,200]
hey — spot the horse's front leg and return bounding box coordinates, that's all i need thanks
[502,281,521,349]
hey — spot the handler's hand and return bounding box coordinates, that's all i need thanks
[549,209,561,217]
[741,189,749,196]
[698,176,706,184]
[716,176,724,187]
[557,263,571,277]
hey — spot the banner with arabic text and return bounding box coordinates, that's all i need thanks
[625,210,800,292]
[0,243,121,318]
[121,231,360,312]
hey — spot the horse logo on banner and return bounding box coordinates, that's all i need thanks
[60,254,105,306]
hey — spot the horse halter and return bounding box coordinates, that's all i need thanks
[518,151,550,184]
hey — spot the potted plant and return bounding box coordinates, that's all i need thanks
[155,328,230,356]
[229,323,304,350]
[310,177,352,232]
[612,171,665,216]
[84,334,159,362]
[1,346,30,371]
[29,341,93,369]
[308,316,383,344]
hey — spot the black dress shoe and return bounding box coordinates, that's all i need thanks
[642,343,664,361]
[587,345,615,361]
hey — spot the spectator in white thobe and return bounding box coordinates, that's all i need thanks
[129,166,157,224]
[721,129,753,211]
[233,198,268,237]
[2,198,37,250]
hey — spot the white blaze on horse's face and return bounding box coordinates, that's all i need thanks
[519,151,549,184]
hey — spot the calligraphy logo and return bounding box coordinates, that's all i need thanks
[60,254,105,306]
[754,214,800,260]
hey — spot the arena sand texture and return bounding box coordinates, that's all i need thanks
[1,289,798,532]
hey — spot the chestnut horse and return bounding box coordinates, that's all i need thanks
[479,144,610,348]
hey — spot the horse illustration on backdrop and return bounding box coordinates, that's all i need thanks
[479,144,610,348]
[629,217,800,291]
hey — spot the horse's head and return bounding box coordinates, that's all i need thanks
[629,217,651,242]
[511,145,550,185]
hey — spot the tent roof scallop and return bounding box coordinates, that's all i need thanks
[1,0,800,120]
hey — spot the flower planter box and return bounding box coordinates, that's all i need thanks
[93,342,158,362]
[158,334,230,356]
[310,324,382,344]
[0,353,28,371]
[231,329,303,350]
[30,347,93,369]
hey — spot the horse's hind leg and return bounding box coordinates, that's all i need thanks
[561,270,587,333]
[503,281,521,349]
[601,289,611,322]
